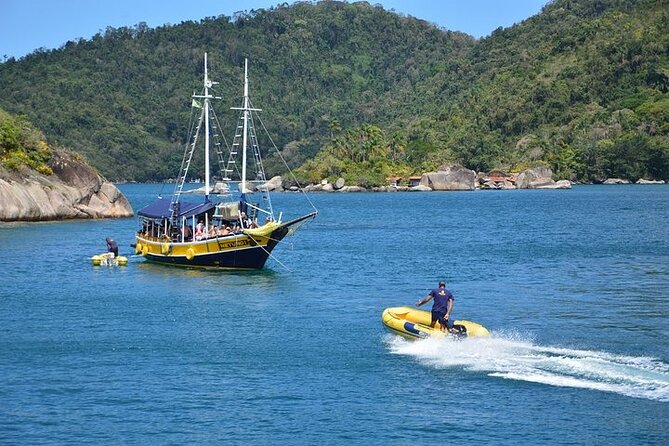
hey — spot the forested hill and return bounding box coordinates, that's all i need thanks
[0,0,667,184]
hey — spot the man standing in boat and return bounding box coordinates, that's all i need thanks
[416,281,455,333]
[106,237,119,258]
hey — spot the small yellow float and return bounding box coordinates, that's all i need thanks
[382,306,489,339]
[91,253,128,266]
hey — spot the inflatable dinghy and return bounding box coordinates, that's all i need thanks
[91,253,128,266]
[382,306,489,339]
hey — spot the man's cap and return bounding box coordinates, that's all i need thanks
[439,281,446,287]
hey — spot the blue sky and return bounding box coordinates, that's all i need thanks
[1,0,548,60]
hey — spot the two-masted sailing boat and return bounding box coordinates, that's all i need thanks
[135,54,317,269]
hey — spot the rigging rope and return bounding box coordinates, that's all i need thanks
[253,111,319,213]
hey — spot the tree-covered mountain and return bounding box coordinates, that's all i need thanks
[0,107,53,175]
[0,0,667,184]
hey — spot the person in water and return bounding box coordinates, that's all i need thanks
[106,237,119,258]
[416,281,455,333]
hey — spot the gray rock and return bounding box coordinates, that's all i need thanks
[419,165,476,190]
[303,183,322,192]
[500,180,517,190]
[516,167,554,189]
[334,177,346,190]
[183,181,231,195]
[281,178,300,190]
[339,185,365,192]
[535,179,572,189]
[603,178,631,185]
[636,179,665,184]
[408,185,432,192]
[256,175,283,191]
[0,149,133,221]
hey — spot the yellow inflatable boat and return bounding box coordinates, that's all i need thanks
[91,253,128,266]
[382,306,489,339]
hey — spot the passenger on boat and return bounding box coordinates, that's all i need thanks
[195,221,205,240]
[416,281,455,333]
[182,225,192,242]
[106,237,119,258]
[240,212,258,228]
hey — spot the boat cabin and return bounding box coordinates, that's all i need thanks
[137,197,261,243]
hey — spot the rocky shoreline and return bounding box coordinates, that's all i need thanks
[253,165,666,193]
[0,150,134,222]
[256,166,575,193]
[3,158,662,223]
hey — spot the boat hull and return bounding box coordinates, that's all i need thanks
[135,212,314,269]
[382,306,490,339]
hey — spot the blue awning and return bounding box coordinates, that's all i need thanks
[138,198,216,219]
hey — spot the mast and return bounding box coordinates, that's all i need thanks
[241,58,249,194]
[204,52,211,199]
[231,59,261,195]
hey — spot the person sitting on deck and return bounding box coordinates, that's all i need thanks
[194,221,205,240]
[182,225,192,242]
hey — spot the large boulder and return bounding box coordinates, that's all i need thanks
[499,180,517,190]
[419,165,476,191]
[184,181,231,195]
[281,178,302,190]
[603,178,631,185]
[0,149,133,221]
[256,175,283,191]
[535,179,572,189]
[516,167,552,189]
[408,185,432,192]
[516,167,572,189]
[339,185,366,192]
[302,183,322,192]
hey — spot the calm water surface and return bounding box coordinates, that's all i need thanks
[1,184,668,445]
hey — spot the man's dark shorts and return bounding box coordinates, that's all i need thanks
[431,310,453,329]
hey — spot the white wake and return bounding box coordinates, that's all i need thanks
[385,332,669,402]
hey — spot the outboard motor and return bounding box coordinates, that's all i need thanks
[452,324,468,338]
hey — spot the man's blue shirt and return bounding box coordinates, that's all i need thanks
[430,287,454,313]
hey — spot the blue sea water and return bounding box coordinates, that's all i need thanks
[0,184,668,445]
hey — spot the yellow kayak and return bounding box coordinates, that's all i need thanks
[382,306,489,339]
[91,253,128,266]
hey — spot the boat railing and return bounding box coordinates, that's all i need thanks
[138,228,249,244]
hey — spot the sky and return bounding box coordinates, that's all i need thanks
[0,0,549,60]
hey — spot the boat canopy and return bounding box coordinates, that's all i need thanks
[138,198,216,220]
